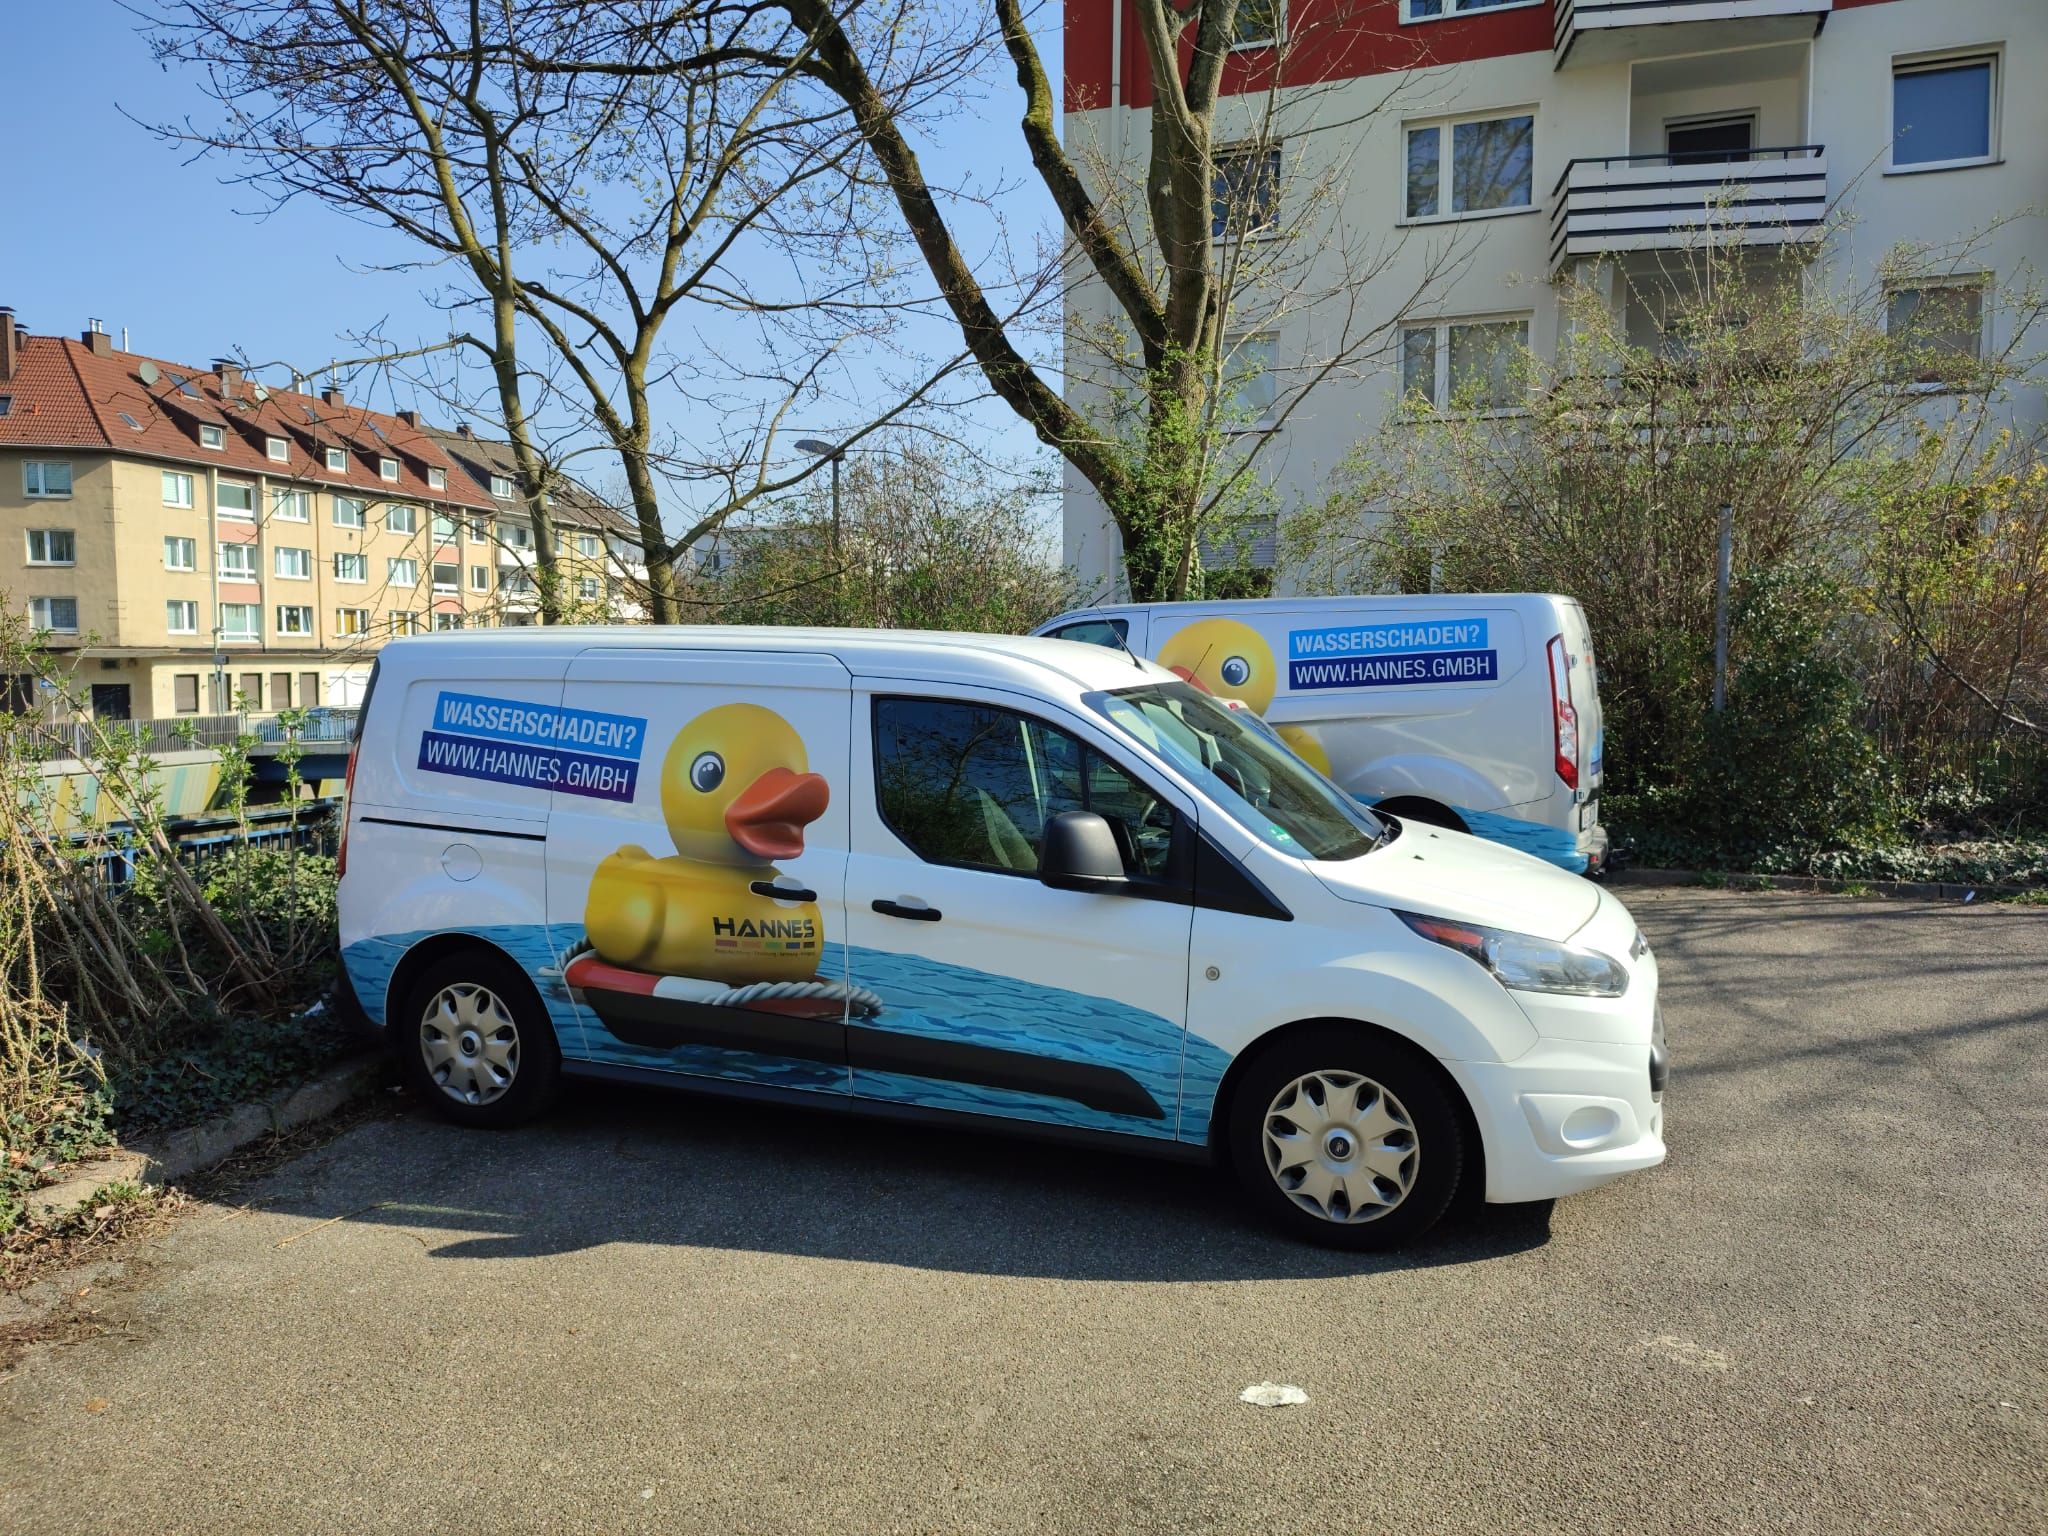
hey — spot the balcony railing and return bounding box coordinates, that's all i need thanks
[1548,147,1828,271]
[1555,0,1830,68]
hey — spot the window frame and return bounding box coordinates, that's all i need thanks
[270,487,312,523]
[1210,143,1283,242]
[470,565,491,592]
[1888,48,2000,175]
[163,535,197,572]
[199,424,226,451]
[28,597,80,634]
[432,562,461,592]
[332,495,366,529]
[334,551,368,584]
[219,603,262,642]
[489,473,515,500]
[162,470,195,509]
[217,542,258,580]
[265,436,289,463]
[379,456,400,482]
[1399,0,1541,23]
[23,461,72,499]
[868,692,1192,895]
[387,556,420,587]
[428,466,447,491]
[1228,0,1283,51]
[1221,331,1281,429]
[1885,275,1990,392]
[385,503,419,535]
[274,604,316,637]
[335,607,372,637]
[173,673,201,714]
[25,529,77,566]
[1398,313,1533,417]
[1401,107,1537,224]
[274,546,313,581]
[217,480,256,520]
[165,599,200,635]
[325,446,349,473]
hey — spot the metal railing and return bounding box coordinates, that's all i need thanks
[12,707,360,762]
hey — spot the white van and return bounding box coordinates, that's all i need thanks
[1034,596,1610,875]
[336,627,1665,1249]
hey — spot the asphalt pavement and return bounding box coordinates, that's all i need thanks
[2,888,2043,1534]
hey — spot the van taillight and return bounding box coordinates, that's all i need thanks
[1547,634,1579,791]
[336,740,360,878]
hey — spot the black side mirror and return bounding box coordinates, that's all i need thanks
[1039,810,1129,892]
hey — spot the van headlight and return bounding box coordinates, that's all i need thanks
[1398,911,1628,998]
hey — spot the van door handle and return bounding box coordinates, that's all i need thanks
[871,898,941,922]
[751,880,818,903]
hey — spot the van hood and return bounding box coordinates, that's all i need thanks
[1310,820,1600,941]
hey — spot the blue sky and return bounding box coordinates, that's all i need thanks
[3,1,1063,531]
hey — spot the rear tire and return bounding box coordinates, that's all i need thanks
[399,948,561,1128]
[1226,1026,1465,1250]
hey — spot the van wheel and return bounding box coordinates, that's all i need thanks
[1373,797,1466,833]
[1226,1027,1464,1250]
[399,949,560,1128]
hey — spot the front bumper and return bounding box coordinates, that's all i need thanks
[1444,1030,1667,1205]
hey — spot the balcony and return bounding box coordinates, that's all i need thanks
[1548,148,1827,272]
[1554,0,1830,69]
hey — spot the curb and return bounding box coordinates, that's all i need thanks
[26,1050,390,1223]
[1611,866,2030,902]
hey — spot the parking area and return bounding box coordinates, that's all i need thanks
[2,887,2043,1534]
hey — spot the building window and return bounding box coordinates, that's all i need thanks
[1211,145,1281,240]
[503,571,535,595]
[334,552,367,583]
[1403,0,1538,20]
[275,604,315,636]
[489,473,515,500]
[275,546,312,580]
[386,503,418,535]
[0,396,13,418]
[166,599,199,635]
[432,563,460,591]
[335,607,371,637]
[325,446,349,473]
[217,481,256,519]
[1892,53,1997,170]
[1405,111,1534,220]
[1231,0,1280,48]
[469,565,490,592]
[200,424,226,451]
[500,521,532,549]
[1222,333,1279,425]
[23,462,72,498]
[29,597,79,633]
[575,533,601,558]
[270,672,293,707]
[433,512,459,539]
[238,673,264,710]
[1888,280,1987,387]
[173,673,200,713]
[1400,316,1530,412]
[271,488,312,522]
[387,556,420,586]
[429,466,447,491]
[266,436,289,462]
[379,456,399,482]
[433,610,464,631]
[218,543,257,579]
[467,516,491,542]
[391,611,424,635]
[220,603,261,641]
[578,576,601,601]
[164,536,197,571]
[162,470,195,508]
[25,529,76,566]
[333,495,365,529]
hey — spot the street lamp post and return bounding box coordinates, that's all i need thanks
[793,438,843,566]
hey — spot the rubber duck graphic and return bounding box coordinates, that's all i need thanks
[1157,618,1333,775]
[583,703,829,984]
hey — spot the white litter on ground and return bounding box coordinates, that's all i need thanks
[1239,1382,1309,1407]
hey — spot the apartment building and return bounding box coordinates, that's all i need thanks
[0,313,642,720]
[1059,0,2048,594]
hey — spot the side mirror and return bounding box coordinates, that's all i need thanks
[1039,810,1129,893]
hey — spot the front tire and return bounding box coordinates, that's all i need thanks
[1226,1026,1465,1250]
[399,948,561,1128]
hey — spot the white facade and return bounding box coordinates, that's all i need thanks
[1060,0,2048,597]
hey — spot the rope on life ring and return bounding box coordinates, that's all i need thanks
[713,979,885,1018]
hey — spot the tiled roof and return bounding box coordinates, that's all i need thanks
[422,424,635,538]
[0,334,489,512]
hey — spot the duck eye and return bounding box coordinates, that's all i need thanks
[1220,656,1252,688]
[688,751,725,792]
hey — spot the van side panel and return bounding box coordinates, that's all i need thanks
[337,649,574,1042]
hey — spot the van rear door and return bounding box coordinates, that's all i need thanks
[541,649,855,1098]
[1557,600,1603,814]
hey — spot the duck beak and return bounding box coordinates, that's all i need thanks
[1169,664,1214,695]
[725,767,829,860]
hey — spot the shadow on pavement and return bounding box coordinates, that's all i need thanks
[262,1076,1556,1282]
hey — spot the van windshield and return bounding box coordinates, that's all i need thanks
[1097,682,1382,861]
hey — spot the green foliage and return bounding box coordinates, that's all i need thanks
[105,1006,356,1139]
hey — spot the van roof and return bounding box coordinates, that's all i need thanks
[1071,593,1578,616]
[374,624,1172,695]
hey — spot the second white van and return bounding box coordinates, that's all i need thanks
[1035,595,1610,875]
[337,627,1665,1250]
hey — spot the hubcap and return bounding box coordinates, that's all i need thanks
[1262,1069,1419,1224]
[420,984,520,1107]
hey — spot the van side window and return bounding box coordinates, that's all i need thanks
[1046,618,1129,649]
[873,697,1177,879]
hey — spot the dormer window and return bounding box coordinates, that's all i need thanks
[200,424,226,450]
[380,457,399,482]
[326,447,347,473]
[428,466,447,491]
[490,473,514,500]
[266,436,289,462]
